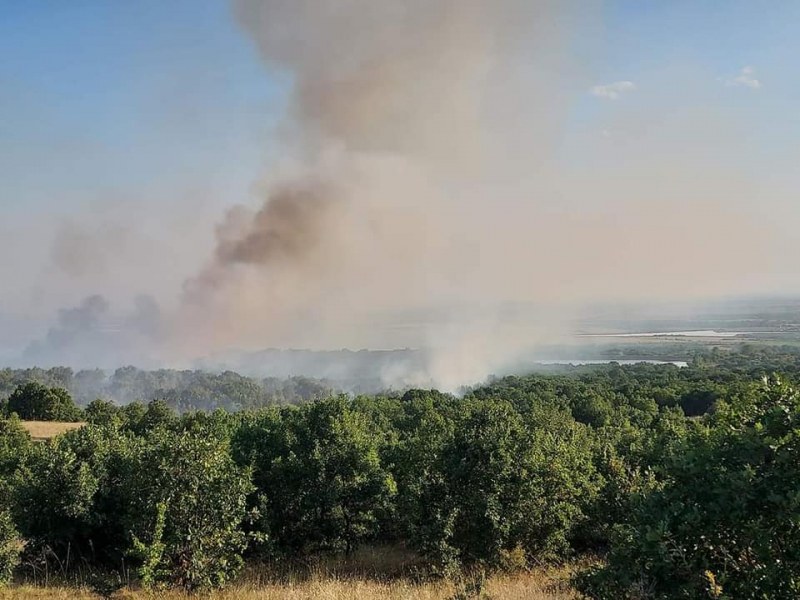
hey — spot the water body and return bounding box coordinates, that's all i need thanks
[536,359,689,367]
[581,330,761,338]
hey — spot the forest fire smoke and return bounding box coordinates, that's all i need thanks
[17,1,781,390]
[168,0,770,388]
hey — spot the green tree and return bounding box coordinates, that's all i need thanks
[84,398,120,426]
[0,508,20,586]
[580,377,800,599]
[412,399,599,572]
[118,401,146,430]
[0,415,31,504]
[124,427,253,590]
[244,397,396,556]
[14,424,133,562]
[7,382,82,421]
[138,399,177,433]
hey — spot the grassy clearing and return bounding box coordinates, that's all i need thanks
[20,421,84,441]
[0,571,579,600]
[2,547,584,599]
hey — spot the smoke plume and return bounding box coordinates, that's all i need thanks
[15,1,790,391]
[22,295,163,370]
[163,0,778,388]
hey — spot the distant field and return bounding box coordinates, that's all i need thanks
[21,421,85,441]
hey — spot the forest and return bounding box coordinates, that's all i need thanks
[0,345,799,598]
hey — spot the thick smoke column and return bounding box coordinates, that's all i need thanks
[184,181,338,300]
[175,0,769,389]
[182,1,574,367]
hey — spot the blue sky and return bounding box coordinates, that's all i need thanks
[1,0,288,354]
[1,0,283,217]
[2,0,796,217]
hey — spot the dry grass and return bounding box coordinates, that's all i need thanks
[1,548,584,600]
[21,421,85,441]
[0,571,579,600]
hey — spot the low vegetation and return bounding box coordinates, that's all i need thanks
[0,569,578,600]
[0,346,799,598]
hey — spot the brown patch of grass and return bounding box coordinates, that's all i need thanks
[21,421,85,441]
[4,546,589,599]
[0,572,579,599]
[3,553,584,599]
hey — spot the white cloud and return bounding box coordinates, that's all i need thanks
[590,80,637,100]
[723,66,761,89]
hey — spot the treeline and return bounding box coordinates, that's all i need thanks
[0,354,799,597]
[0,358,762,423]
[7,343,800,414]
[0,367,333,410]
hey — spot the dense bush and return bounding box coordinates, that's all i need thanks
[579,377,800,599]
[84,398,119,426]
[234,396,395,557]
[13,421,252,590]
[405,399,600,572]
[1,353,800,593]
[124,428,253,590]
[0,417,26,587]
[14,424,133,561]
[0,415,30,503]
[0,508,20,586]
[7,382,82,421]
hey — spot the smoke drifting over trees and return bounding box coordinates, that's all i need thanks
[11,1,795,388]
[22,295,162,370]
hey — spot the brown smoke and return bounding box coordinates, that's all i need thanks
[217,184,333,265]
[171,0,781,388]
[184,181,339,302]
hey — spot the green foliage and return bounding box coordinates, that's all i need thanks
[123,428,253,590]
[579,377,800,599]
[407,399,600,572]
[84,398,120,427]
[132,399,177,435]
[12,422,251,590]
[130,501,168,589]
[0,508,21,586]
[2,352,800,592]
[236,397,396,557]
[0,415,31,504]
[7,382,82,421]
[13,424,133,560]
[117,401,146,429]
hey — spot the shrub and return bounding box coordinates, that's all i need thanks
[124,427,253,590]
[411,400,600,573]
[0,508,21,585]
[13,424,133,562]
[84,399,120,427]
[579,377,800,599]
[238,397,396,557]
[0,415,31,504]
[7,382,82,421]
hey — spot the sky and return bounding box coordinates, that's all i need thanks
[1,1,799,374]
[1,0,281,355]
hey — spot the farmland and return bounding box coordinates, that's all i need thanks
[20,421,84,441]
